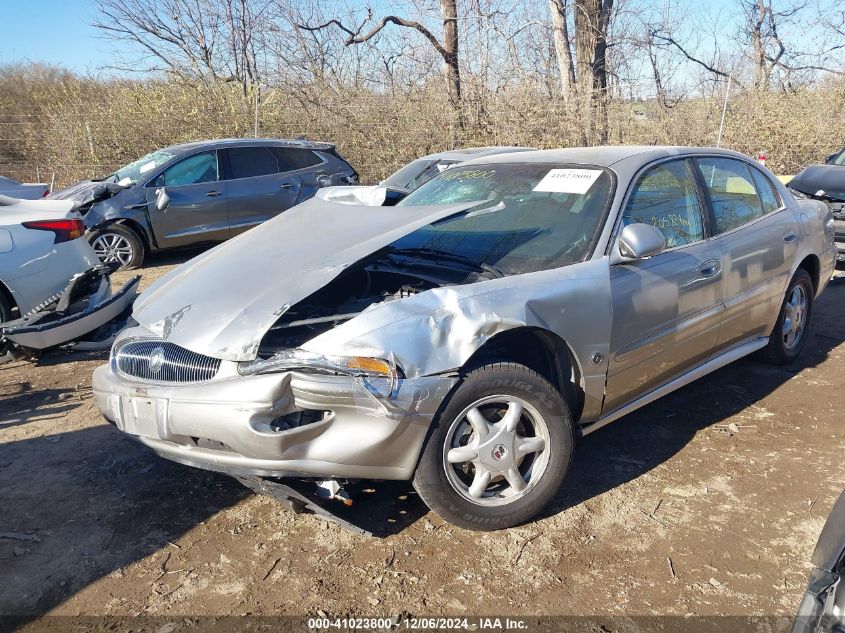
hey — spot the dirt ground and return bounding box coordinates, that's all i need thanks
[1,249,844,623]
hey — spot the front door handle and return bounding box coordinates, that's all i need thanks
[205,190,222,197]
[698,260,721,277]
[783,231,798,243]
[280,183,295,190]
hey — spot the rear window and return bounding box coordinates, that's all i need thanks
[225,147,279,179]
[695,157,767,233]
[271,147,322,170]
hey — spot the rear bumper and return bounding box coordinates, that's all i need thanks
[2,269,139,350]
[93,363,457,480]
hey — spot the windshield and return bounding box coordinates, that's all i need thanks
[381,158,459,191]
[111,150,176,184]
[832,151,845,166]
[394,162,614,275]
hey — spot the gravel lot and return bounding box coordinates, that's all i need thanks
[1,250,844,622]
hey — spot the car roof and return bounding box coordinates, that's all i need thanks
[161,138,336,156]
[460,145,753,168]
[420,146,536,162]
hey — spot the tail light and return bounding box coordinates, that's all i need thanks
[41,189,50,198]
[22,219,85,243]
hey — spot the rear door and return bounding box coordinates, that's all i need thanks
[604,158,724,413]
[145,150,228,248]
[223,146,299,236]
[692,157,799,349]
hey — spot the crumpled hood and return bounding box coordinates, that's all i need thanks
[789,165,845,201]
[132,196,480,361]
[47,179,128,209]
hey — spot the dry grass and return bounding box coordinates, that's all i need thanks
[1,65,843,187]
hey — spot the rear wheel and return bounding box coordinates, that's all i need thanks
[761,268,814,364]
[413,362,574,530]
[87,223,144,270]
[0,289,14,324]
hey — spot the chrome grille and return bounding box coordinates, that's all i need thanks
[114,340,221,383]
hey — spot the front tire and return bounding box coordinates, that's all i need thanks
[413,362,574,530]
[761,268,814,364]
[87,223,145,270]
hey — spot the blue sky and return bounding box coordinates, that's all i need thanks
[0,0,111,73]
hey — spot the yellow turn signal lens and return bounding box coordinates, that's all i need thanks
[344,356,392,375]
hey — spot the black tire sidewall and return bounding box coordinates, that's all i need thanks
[413,363,574,530]
[0,290,13,323]
[87,224,144,270]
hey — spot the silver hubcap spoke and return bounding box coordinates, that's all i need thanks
[442,395,551,507]
[516,436,545,457]
[466,407,491,437]
[468,469,492,499]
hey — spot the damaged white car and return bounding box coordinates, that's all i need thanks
[93,147,835,530]
[0,195,138,358]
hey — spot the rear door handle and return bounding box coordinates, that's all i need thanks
[205,190,222,197]
[698,260,721,277]
[783,231,798,243]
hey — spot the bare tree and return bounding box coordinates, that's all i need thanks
[549,0,576,101]
[297,1,463,113]
[93,0,274,97]
[574,0,614,144]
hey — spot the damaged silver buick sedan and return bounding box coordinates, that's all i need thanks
[93,146,836,530]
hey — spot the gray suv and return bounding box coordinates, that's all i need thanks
[48,139,358,269]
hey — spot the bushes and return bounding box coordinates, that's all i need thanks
[1,64,843,187]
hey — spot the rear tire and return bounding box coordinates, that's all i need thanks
[761,268,814,365]
[413,362,574,530]
[87,223,145,270]
[0,289,14,324]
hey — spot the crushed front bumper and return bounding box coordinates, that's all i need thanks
[92,362,457,480]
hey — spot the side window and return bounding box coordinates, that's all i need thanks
[271,147,322,171]
[749,167,782,214]
[695,157,766,233]
[160,152,218,187]
[225,147,279,179]
[623,160,705,248]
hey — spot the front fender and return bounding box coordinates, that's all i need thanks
[302,258,613,421]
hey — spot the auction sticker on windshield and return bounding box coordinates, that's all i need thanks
[533,168,602,194]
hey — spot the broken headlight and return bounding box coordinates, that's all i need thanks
[239,348,399,378]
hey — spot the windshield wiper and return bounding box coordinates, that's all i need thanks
[386,246,505,278]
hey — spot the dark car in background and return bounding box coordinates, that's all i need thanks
[793,490,845,633]
[788,148,845,267]
[48,138,358,269]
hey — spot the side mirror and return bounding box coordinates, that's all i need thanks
[155,187,170,212]
[612,223,666,264]
[316,175,332,188]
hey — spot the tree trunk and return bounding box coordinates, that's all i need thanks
[440,0,462,111]
[574,0,612,145]
[549,0,576,102]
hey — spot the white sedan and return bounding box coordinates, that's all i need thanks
[0,195,138,355]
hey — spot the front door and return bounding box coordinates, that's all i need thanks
[604,159,724,413]
[145,150,229,248]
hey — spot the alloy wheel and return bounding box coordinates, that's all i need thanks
[782,284,808,350]
[92,233,134,267]
[442,395,551,507]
